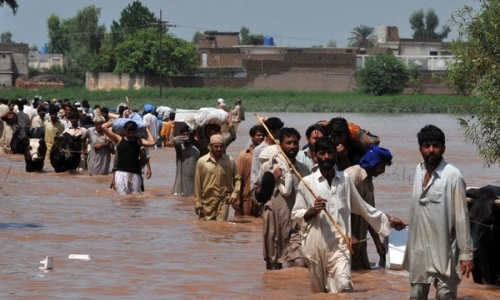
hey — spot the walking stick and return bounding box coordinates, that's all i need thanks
[254,113,354,254]
[0,166,11,191]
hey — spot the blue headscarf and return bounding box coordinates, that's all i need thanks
[359,145,393,169]
[144,104,155,113]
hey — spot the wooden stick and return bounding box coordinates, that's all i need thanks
[254,113,354,254]
[0,166,12,191]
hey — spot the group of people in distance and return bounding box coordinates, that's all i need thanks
[0,95,474,299]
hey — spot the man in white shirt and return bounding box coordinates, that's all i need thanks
[292,137,405,294]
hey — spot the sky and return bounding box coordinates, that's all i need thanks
[0,0,482,49]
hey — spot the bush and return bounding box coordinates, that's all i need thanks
[357,53,409,95]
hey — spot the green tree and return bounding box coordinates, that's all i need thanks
[348,25,375,48]
[0,0,18,14]
[1,31,13,42]
[192,31,204,45]
[110,0,158,46]
[47,6,106,86]
[114,27,197,75]
[449,0,500,165]
[29,44,38,52]
[409,8,451,40]
[240,26,264,45]
[87,35,116,72]
[357,53,409,95]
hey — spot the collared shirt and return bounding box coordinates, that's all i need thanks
[292,169,391,252]
[44,119,65,145]
[31,115,45,128]
[194,153,241,214]
[63,126,87,137]
[403,158,473,284]
[296,148,316,172]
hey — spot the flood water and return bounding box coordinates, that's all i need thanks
[1,113,499,299]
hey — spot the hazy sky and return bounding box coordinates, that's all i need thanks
[0,0,481,49]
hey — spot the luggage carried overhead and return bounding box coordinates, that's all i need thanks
[348,122,380,152]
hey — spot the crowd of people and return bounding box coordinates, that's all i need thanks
[0,95,474,298]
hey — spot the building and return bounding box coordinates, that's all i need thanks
[28,51,64,70]
[0,42,29,88]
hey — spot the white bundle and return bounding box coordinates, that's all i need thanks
[194,108,229,128]
[259,145,293,197]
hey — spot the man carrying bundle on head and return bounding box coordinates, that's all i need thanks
[101,120,156,195]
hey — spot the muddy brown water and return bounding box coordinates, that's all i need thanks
[1,113,499,299]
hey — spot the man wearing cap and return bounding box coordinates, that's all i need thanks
[194,134,241,221]
[217,98,228,112]
[345,145,393,270]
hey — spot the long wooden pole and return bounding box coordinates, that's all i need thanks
[255,113,353,254]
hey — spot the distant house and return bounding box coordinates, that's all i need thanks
[29,51,64,70]
[0,42,29,88]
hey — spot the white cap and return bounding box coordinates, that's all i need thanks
[217,98,225,104]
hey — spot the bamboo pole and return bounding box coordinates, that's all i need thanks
[254,113,354,254]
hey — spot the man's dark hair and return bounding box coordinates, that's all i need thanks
[68,111,80,120]
[328,117,349,134]
[48,105,59,115]
[264,117,284,131]
[417,125,445,147]
[37,106,47,113]
[124,120,138,131]
[100,107,109,114]
[249,125,266,137]
[279,127,301,143]
[82,99,90,108]
[169,112,176,121]
[118,106,128,117]
[313,137,335,153]
[306,123,327,139]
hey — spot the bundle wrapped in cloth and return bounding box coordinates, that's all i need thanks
[258,145,293,197]
[183,107,229,130]
[111,113,147,138]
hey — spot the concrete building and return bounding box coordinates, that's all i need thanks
[28,51,64,70]
[0,42,29,88]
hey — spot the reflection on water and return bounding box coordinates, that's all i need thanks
[0,113,498,299]
[0,223,43,229]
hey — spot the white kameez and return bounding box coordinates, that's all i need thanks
[114,170,142,195]
[292,169,391,293]
[402,159,473,296]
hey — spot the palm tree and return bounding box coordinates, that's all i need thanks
[0,0,18,14]
[348,25,376,48]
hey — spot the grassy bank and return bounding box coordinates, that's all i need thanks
[0,87,476,114]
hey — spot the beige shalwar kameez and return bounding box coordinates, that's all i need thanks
[194,153,241,221]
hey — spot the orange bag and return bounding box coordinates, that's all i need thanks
[348,122,380,152]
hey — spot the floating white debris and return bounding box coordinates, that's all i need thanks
[68,254,90,260]
[39,255,54,270]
